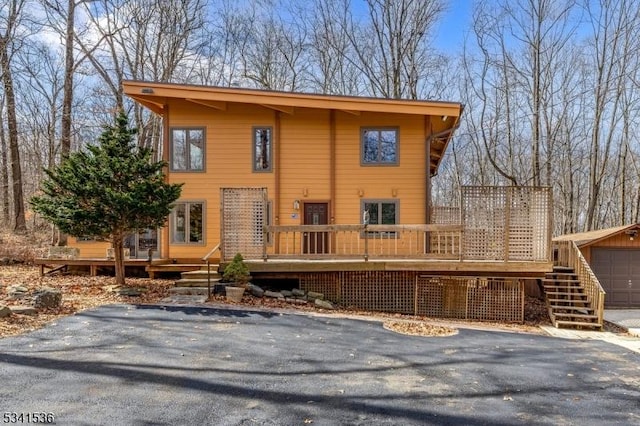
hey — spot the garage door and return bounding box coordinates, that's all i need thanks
[591,248,640,308]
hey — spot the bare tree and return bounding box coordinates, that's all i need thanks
[0,0,28,231]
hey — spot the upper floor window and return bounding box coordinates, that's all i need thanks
[361,128,398,165]
[171,128,205,171]
[253,127,272,172]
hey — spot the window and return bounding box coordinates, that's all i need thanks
[253,127,272,172]
[171,202,204,244]
[171,128,205,171]
[361,128,398,165]
[362,200,399,237]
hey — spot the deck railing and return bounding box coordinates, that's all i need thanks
[262,224,463,260]
[553,240,605,325]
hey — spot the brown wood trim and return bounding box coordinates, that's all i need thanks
[330,109,336,223]
[274,110,281,253]
[162,103,170,259]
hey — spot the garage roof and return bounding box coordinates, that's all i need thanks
[553,223,640,247]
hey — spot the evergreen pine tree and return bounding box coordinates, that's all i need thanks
[31,111,182,285]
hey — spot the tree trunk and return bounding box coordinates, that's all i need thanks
[0,104,10,226]
[0,39,26,232]
[113,233,126,286]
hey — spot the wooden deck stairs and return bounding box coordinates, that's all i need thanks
[169,265,221,297]
[543,266,603,330]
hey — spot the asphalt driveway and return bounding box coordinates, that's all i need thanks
[1,304,639,425]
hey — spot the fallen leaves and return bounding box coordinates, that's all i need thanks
[383,320,458,337]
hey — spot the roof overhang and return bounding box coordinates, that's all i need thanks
[123,81,463,175]
[553,223,640,247]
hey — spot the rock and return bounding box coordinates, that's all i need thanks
[7,285,29,300]
[0,305,11,318]
[117,287,143,297]
[314,299,334,310]
[285,298,307,305]
[307,291,324,301]
[281,290,293,297]
[247,283,264,298]
[292,288,306,297]
[10,305,37,316]
[32,288,62,309]
[0,257,10,266]
[264,290,284,299]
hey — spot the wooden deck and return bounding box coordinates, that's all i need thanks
[244,258,553,278]
[34,258,204,278]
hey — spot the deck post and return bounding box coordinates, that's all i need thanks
[363,225,369,261]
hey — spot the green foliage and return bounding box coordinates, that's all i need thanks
[30,111,183,240]
[223,253,251,285]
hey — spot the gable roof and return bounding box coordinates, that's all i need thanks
[122,81,463,175]
[553,223,640,247]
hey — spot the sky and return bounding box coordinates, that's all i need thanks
[433,0,474,52]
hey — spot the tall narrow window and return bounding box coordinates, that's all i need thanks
[253,127,272,172]
[361,128,398,165]
[171,202,205,244]
[171,128,205,171]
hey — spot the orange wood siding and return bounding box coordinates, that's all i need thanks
[68,237,111,258]
[334,111,426,225]
[580,233,640,264]
[67,100,430,259]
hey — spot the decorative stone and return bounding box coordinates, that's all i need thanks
[285,298,307,305]
[292,288,306,297]
[281,290,293,298]
[307,291,324,301]
[0,257,11,266]
[117,287,143,296]
[32,288,62,308]
[314,299,334,310]
[0,305,11,318]
[10,305,37,316]
[7,285,29,300]
[264,290,284,299]
[247,283,264,298]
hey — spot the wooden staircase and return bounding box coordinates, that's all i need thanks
[169,265,222,296]
[543,266,603,330]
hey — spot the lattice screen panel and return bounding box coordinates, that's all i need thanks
[415,276,524,322]
[339,271,416,313]
[431,206,461,225]
[461,186,552,261]
[220,188,267,261]
[461,187,506,260]
[299,273,341,303]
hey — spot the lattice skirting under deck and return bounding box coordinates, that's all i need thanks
[299,272,524,322]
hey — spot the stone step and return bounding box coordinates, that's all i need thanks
[180,271,221,279]
[169,286,211,296]
[175,278,221,287]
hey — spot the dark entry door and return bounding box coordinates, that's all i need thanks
[303,203,329,254]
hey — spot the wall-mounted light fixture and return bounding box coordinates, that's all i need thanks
[302,188,309,197]
[392,188,398,197]
[357,188,364,197]
[293,200,300,210]
[141,87,154,94]
[625,229,638,241]
[441,115,448,121]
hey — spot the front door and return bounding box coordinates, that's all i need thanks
[303,203,329,254]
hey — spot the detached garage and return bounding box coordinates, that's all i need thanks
[554,224,640,308]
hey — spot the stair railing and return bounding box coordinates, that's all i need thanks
[202,243,221,299]
[553,240,606,327]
